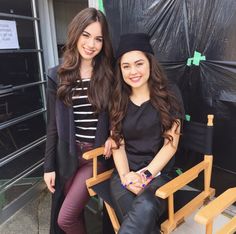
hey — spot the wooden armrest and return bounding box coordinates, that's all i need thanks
[156,161,206,199]
[86,169,114,188]
[83,146,105,160]
[217,215,236,234]
[194,188,236,225]
[82,146,106,179]
[83,146,113,196]
[86,169,114,196]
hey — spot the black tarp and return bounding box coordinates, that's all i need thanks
[103,0,236,172]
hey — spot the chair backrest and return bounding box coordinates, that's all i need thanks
[180,116,214,155]
[174,115,214,174]
[156,115,215,234]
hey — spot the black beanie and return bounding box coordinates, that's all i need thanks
[116,33,154,59]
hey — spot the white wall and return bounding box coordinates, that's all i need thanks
[38,0,59,70]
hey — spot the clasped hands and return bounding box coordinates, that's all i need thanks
[121,171,150,195]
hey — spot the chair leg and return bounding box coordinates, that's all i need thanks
[206,221,213,234]
[104,202,120,233]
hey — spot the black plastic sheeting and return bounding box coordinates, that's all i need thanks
[104,0,236,172]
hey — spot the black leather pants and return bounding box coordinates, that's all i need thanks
[110,171,170,234]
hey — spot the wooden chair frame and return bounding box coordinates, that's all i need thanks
[195,187,236,234]
[83,114,215,234]
[83,148,120,233]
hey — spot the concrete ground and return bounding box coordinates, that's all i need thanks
[0,189,51,234]
[0,188,234,234]
[0,189,102,234]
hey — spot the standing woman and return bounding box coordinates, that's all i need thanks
[110,33,184,233]
[44,8,114,234]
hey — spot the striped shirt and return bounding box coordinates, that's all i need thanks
[72,79,98,143]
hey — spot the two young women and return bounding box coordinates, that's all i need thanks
[43,7,183,234]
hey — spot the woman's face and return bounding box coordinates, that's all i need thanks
[77,21,103,62]
[120,50,150,90]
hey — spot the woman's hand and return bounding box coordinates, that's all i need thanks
[103,137,112,159]
[44,171,56,193]
[123,171,142,185]
[121,171,145,195]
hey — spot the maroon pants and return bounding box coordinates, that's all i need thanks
[57,142,100,234]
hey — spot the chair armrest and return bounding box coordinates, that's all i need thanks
[86,169,114,188]
[83,146,106,179]
[156,161,206,199]
[194,188,236,225]
[83,146,105,160]
[217,215,236,234]
[83,146,113,196]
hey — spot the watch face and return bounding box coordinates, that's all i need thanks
[144,170,152,178]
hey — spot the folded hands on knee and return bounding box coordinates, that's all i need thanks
[121,171,152,195]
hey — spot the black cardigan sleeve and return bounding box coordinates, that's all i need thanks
[44,68,58,172]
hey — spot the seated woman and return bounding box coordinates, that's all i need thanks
[109,33,184,234]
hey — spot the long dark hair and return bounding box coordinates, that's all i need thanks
[110,52,182,147]
[57,8,114,111]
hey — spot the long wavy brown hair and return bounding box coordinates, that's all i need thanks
[110,52,183,147]
[57,8,114,111]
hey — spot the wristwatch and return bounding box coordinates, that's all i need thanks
[143,169,153,179]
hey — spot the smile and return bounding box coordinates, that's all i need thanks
[83,47,95,55]
[129,76,141,83]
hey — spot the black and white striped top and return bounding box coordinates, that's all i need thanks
[72,79,98,143]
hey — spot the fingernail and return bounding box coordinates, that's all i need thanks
[142,184,145,187]
[129,182,133,184]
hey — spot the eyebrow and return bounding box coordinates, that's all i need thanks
[83,30,103,39]
[121,59,144,65]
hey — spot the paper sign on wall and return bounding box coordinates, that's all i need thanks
[0,20,19,49]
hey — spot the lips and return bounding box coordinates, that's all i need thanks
[129,76,141,83]
[83,47,95,55]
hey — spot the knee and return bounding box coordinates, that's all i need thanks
[57,209,75,231]
[57,212,68,231]
[141,195,156,214]
[135,191,160,216]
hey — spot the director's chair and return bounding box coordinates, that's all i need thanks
[83,114,215,233]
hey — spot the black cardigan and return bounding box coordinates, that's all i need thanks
[44,66,110,234]
[44,66,110,180]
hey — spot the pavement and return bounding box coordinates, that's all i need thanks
[0,189,102,234]
[0,187,235,234]
[0,189,50,234]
